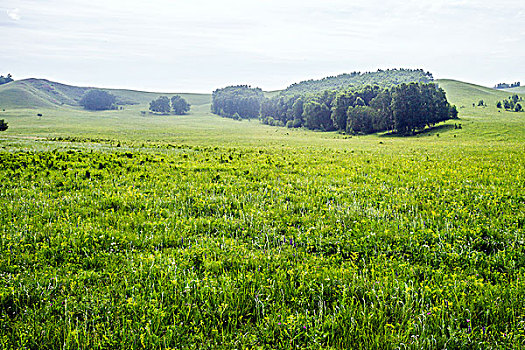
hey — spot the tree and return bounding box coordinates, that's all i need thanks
[0,119,8,131]
[503,100,511,110]
[346,106,378,134]
[478,100,485,107]
[303,101,332,130]
[496,101,502,109]
[171,95,191,115]
[149,96,171,114]
[0,74,13,85]
[515,103,523,112]
[211,85,265,119]
[80,90,116,110]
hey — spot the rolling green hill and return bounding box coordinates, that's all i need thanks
[436,79,521,107]
[0,79,211,109]
[504,86,525,94]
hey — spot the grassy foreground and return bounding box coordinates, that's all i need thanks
[0,80,524,349]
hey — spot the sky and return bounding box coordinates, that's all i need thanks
[1,0,524,93]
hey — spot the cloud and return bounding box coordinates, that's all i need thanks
[7,8,21,21]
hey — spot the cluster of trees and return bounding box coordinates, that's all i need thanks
[0,119,8,131]
[80,90,117,110]
[149,96,191,115]
[496,94,523,112]
[0,74,13,85]
[494,82,520,89]
[284,69,434,94]
[211,86,264,119]
[260,83,456,134]
[211,70,455,135]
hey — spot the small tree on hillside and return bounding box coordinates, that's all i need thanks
[0,74,13,85]
[496,101,502,109]
[80,90,116,110]
[515,103,523,112]
[171,96,191,115]
[0,119,8,131]
[149,96,171,114]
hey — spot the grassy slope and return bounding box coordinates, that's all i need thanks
[504,86,525,94]
[0,79,524,348]
[0,78,211,109]
[437,79,519,107]
[0,78,522,147]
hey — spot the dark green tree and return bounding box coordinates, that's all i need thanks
[80,90,116,110]
[0,119,8,131]
[0,74,13,85]
[171,96,191,115]
[496,101,502,109]
[515,103,523,112]
[369,90,393,131]
[303,101,332,130]
[346,106,378,134]
[211,85,264,119]
[149,96,171,114]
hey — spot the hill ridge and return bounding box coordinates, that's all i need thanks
[0,78,211,109]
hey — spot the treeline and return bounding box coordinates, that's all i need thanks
[284,69,434,95]
[494,82,520,89]
[0,74,13,85]
[260,83,457,134]
[211,85,265,119]
[149,96,191,115]
[496,94,523,112]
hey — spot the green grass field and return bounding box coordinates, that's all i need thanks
[0,79,524,349]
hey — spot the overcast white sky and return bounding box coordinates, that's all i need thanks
[1,0,524,92]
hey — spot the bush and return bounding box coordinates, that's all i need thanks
[149,96,171,114]
[80,90,116,110]
[171,96,191,115]
[0,119,8,131]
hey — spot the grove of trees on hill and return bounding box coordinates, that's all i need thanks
[494,82,520,89]
[260,83,456,134]
[211,70,456,135]
[149,95,191,114]
[211,86,265,119]
[283,68,434,95]
[80,90,116,110]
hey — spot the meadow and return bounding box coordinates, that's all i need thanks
[0,79,524,349]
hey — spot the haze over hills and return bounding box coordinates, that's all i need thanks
[504,86,525,94]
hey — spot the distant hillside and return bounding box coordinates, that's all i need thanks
[284,68,433,94]
[504,86,525,94]
[436,79,524,107]
[0,79,211,109]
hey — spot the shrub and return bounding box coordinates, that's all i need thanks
[80,90,116,110]
[0,119,8,131]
